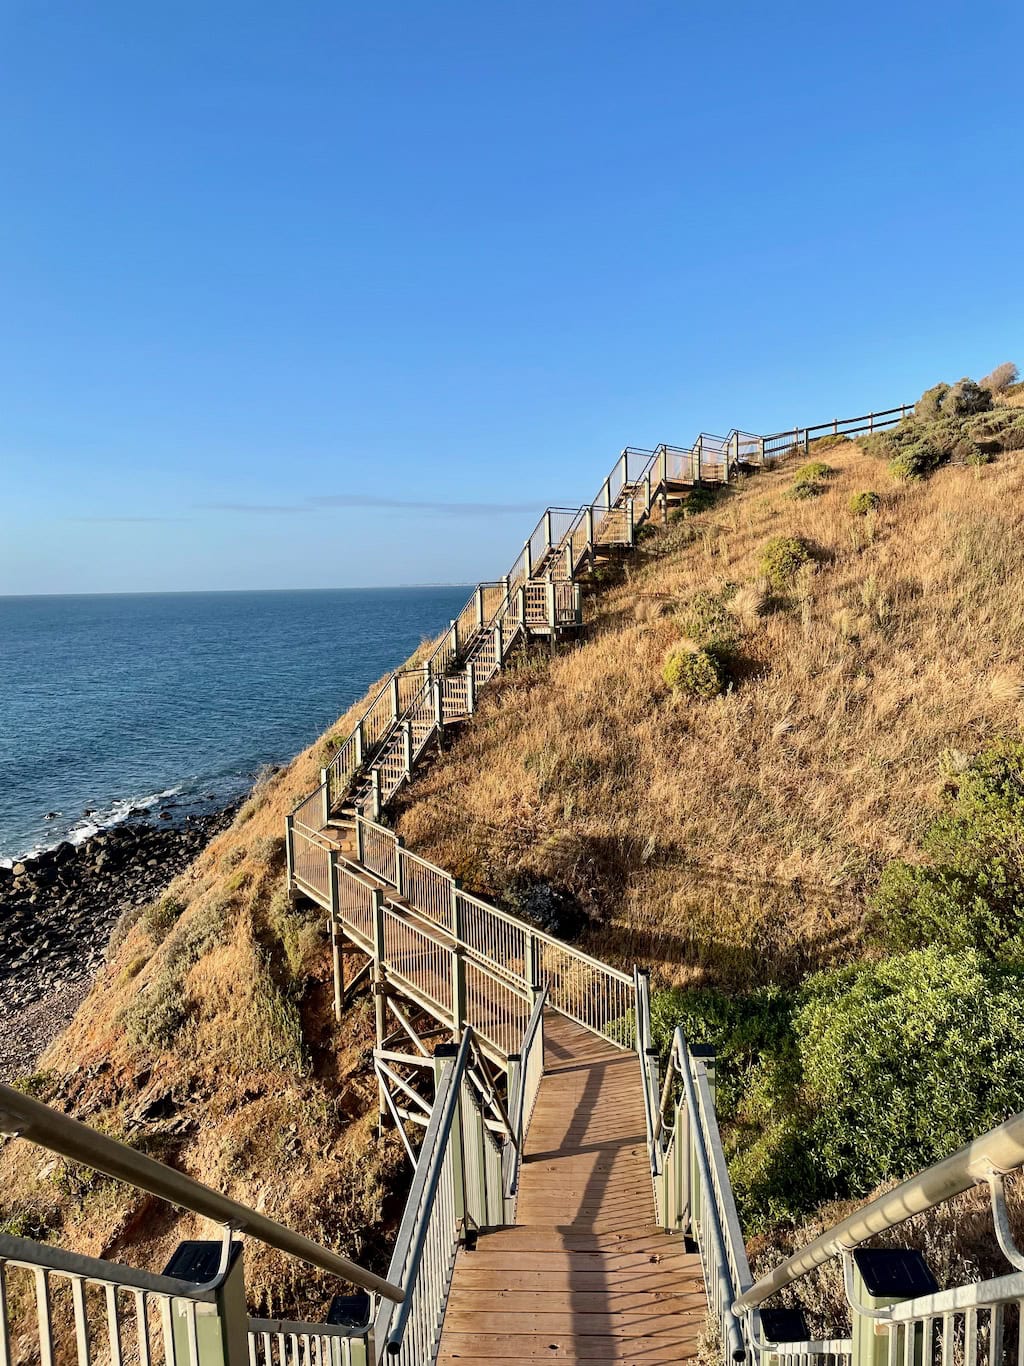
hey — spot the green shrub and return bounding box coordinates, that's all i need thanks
[944,377,993,418]
[662,644,728,699]
[849,490,881,516]
[916,383,950,421]
[871,741,1024,961]
[758,536,813,589]
[121,967,190,1052]
[808,433,851,451]
[648,985,795,1118]
[670,485,732,520]
[794,461,834,484]
[795,948,1024,1193]
[142,895,187,942]
[681,588,735,646]
[889,435,946,481]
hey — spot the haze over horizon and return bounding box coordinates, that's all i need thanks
[2,0,1022,595]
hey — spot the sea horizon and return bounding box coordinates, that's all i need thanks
[0,584,473,863]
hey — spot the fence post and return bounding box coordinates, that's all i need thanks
[372,888,388,1128]
[320,769,330,826]
[390,675,400,721]
[544,509,552,549]
[466,662,476,714]
[545,577,556,628]
[833,417,838,435]
[285,814,295,888]
[869,411,875,433]
[451,946,467,1040]
[433,677,444,731]
[394,837,405,899]
[211,1242,249,1366]
[329,855,343,1020]
[804,428,810,454]
[402,720,413,778]
[475,584,485,629]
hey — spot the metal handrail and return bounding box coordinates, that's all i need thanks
[378,1034,471,1354]
[733,1109,1024,1313]
[0,1083,405,1304]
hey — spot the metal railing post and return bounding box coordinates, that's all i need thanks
[394,837,405,899]
[466,662,476,714]
[449,619,458,656]
[619,451,627,490]
[450,946,467,1041]
[545,577,556,628]
[523,539,532,577]
[696,436,703,483]
[433,678,444,730]
[644,472,652,514]
[493,623,504,670]
[390,675,400,720]
[585,506,594,548]
[517,585,526,627]
[212,1243,250,1366]
[869,411,875,433]
[626,498,635,546]
[402,720,413,778]
[544,509,552,548]
[320,770,330,826]
[370,769,381,821]
[285,814,295,888]
[355,814,365,864]
[329,855,343,1021]
[354,721,364,768]
[475,584,485,628]
[602,476,611,509]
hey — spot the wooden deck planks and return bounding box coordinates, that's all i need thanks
[437,1013,705,1363]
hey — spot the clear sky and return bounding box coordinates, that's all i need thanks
[2,1,1021,594]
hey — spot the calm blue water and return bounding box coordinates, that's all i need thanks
[0,587,471,862]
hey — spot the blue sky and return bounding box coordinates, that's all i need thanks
[2,0,1021,593]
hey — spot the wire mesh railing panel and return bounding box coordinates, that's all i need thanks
[337,863,375,944]
[552,580,579,624]
[382,910,451,1016]
[293,785,326,836]
[592,503,630,545]
[457,891,528,982]
[399,852,455,934]
[535,938,634,1042]
[523,581,548,624]
[292,828,331,906]
[464,959,531,1058]
[440,672,470,720]
[358,818,397,887]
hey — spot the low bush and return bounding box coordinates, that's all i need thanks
[889,434,947,481]
[671,485,731,520]
[662,643,729,699]
[794,461,834,484]
[848,490,881,516]
[142,895,187,942]
[944,377,993,418]
[759,536,813,589]
[681,588,736,646]
[808,433,851,451]
[871,741,1024,961]
[980,362,1019,394]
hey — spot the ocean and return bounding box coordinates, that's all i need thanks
[0,586,472,863]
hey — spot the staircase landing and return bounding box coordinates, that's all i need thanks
[437,1014,705,1362]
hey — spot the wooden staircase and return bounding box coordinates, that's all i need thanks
[437,1015,705,1363]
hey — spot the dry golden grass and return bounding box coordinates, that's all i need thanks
[396,441,1024,988]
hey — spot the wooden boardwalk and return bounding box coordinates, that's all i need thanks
[438,1014,705,1363]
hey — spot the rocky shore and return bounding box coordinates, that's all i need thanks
[0,804,240,1081]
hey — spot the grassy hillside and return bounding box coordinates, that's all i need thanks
[3,367,1023,1310]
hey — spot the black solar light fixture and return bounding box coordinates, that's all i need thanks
[327,1292,371,1328]
[162,1241,246,1366]
[849,1247,938,1366]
